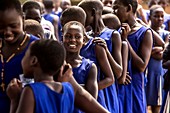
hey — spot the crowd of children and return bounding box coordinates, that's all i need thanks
[0,0,169,113]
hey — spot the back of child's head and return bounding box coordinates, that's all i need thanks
[158,0,169,10]
[43,0,54,9]
[60,0,72,11]
[30,39,66,75]
[78,0,103,15]
[102,13,121,30]
[0,0,22,16]
[148,0,158,8]
[117,0,138,14]
[149,4,164,16]
[24,19,44,39]
[60,6,86,27]
[63,21,86,35]
[22,0,41,13]
[102,6,113,15]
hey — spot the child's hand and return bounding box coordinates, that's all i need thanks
[124,72,132,85]
[6,78,22,101]
[120,23,131,41]
[93,37,107,50]
[57,62,73,82]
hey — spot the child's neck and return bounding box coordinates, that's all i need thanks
[92,19,105,36]
[34,72,54,82]
[66,53,82,68]
[151,25,161,32]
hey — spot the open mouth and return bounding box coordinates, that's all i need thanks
[68,44,76,49]
[4,36,14,41]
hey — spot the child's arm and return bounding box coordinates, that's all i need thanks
[126,29,153,72]
[151,46,163,60]
[118,41,130,84]
[59,64,109,113]
[93,35,122,79]
[7,79,34,113]
[109,31,123,79]
[95,44,114,90]
[85,63,98,99]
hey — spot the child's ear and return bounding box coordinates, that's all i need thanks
[127,4,132,12]
[30,56,38,66]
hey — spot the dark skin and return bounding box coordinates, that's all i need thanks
[0,9,30,60]
[7,44,109,113]
[113,0,153,72]
[149,7,169,61]
[82,6,122,82]
[63,24,98,98]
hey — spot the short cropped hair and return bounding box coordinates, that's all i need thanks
[0,0,22,16]
[60,6,86,27]
[119,0,138,14]
[78,0,103,15]
[30,39,66,75]
[24,19,44,39]
[22,0,41,12]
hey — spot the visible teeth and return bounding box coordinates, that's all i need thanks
[69,44,76,47]
[4,37,14,41]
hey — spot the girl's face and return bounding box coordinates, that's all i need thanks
[113,0,128,23]
[63,24,84,53]
[22,45,34,78]
[102,0,114,7]
[150,8,164,28]
[0,9,23,44]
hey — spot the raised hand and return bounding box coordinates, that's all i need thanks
[6,78,22,101]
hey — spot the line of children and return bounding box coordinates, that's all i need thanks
[78,0,123,113]
[60,5,115,111]
[7,39,109,113]
[2,0,170,112]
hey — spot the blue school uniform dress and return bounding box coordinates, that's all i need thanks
[128,26,150,113]
[72,57,94,113]
[163,13,170,31]
[45,12,62,41]
[28,82,74,113]
[0,35,38,113]
[146,29,169,106]
[80,37,108,111]
[117,55,133,113]
[116,28,133,113]
[98,28,119,113]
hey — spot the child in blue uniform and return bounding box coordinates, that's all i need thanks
[78,0,122,112]
[146,5,169,113]
[0,0,39,112]
[113,0,153,113]
[63,21,98,113]
[60,6,114,111]
[7,39,110,113]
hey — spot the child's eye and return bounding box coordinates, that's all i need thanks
[65,35,72,39]
[75,35,81,39]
